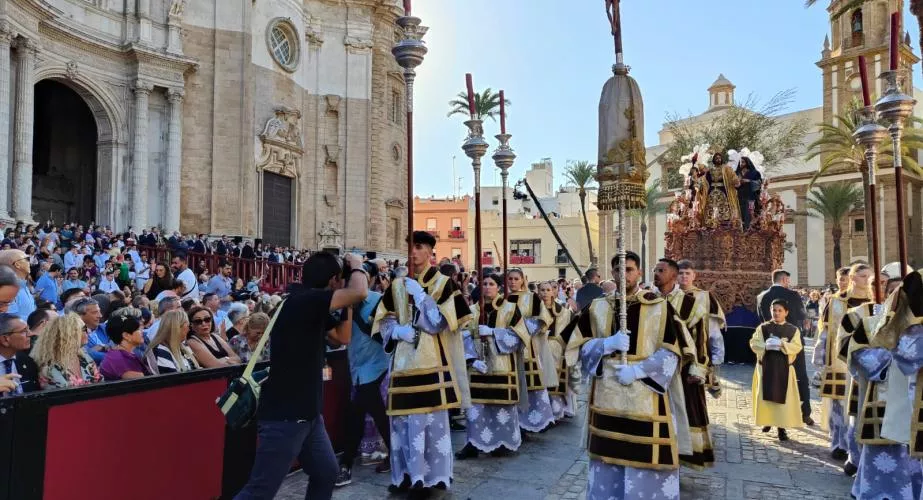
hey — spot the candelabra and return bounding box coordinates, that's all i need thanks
[392,9,428,260]
[875,69,916,278]
[463,118,489,354]
[853,106,888,302]
[492,133,516,298]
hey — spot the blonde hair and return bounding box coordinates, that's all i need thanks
[146,310,196,372]
[244,312,270,335]
[847,263,873,298]
[31,313,85,370]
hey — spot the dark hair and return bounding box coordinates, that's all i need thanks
[887,277,902,288]
[772,269,790,283]
[202,292,217,304]
[172,252,188,262]
[770,299,790,312]
[482,273,502,288]
[439,263,458,277]
[60,287,85,305]
[836,267,850,277]
[408,230,437,248]
[611,251,641,270]
[105,314,142,344]
[301,252,341,289]
[584,268,600,281]
[739,156,754,170]
[48,263,62,273]
[677,259,695,271]
[658,258,679,272]
[187,306,215,334]
[27,308,52,330]
[170,278,185,291]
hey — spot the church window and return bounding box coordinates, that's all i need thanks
[391,88,403,124]
[853,217,865,234]
[850,9,864,47]
[267,19,300,72]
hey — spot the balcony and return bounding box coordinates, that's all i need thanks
[481,256,494,266]
[448,229,465,239]
[555,255,568,264]
[509,255,535,265]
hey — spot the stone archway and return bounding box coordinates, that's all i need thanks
[30,75,121,227]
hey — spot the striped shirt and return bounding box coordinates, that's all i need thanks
[151,344,197,374]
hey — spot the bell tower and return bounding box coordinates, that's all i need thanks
[817,0,918,123]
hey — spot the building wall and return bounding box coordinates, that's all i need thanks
[413,196,470,266]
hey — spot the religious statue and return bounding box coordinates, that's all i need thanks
[703,151,742,230]
[169,0,185,17]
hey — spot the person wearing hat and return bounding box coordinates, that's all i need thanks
[372,230,472,498]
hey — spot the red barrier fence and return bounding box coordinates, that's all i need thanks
[139,246,302,294]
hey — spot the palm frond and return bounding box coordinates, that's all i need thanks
[806,181,865,224]
[563,160,597,189]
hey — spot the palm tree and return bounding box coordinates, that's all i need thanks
[806,181,865,273]
[804,106,923,258]
[628,178,670,281]
[447,88,510,121]
[563,160,597,267]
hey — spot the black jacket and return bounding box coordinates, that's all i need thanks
[757,285,807,325]
[193,240,207,254]
[13,352,40,394]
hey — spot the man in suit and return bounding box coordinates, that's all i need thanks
[0,312,39,395]
[193,234,208,254]
[757,269,814,426]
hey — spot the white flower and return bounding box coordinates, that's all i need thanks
[897,336,917,358]
[467,405,480,421]
[503,333,519,348]
[551,398,562,414]
[426,413,435,426]
[412,432,426,452]
[436,434,452,456]
[496,408,511,425]
[661,474,680,499]
[662,354,678,377]
[480,427,494,443]
[873,451,897,473]
[529,409,543,424]
[900,483,914,500]
[588,464,598,486]
[625,478,634,493]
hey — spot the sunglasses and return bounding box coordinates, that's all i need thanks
[191,317,211,325]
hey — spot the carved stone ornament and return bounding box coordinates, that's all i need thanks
[318,221,343,248]
[385,198,405,209]
[65,61,78,80]
[257,107,304,178]
[169,0,186,19]
[324,145,340,166]
[325,94,340,114]
[305,17,324,46]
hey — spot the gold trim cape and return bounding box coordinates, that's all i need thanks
[372,266,473,416]
[547,302,574,397]
[507,292,557,392]
[464,297,528,407]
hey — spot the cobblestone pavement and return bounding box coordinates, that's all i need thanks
[278,338,854,499]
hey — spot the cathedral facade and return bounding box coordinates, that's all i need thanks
[0,0,408,255]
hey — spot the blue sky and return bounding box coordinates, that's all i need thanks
[409,0,920,196]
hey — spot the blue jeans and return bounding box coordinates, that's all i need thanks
[234,416,337,500]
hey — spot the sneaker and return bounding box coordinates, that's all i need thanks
[334,466,352,487]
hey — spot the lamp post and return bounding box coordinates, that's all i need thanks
[492,133,515,299]
[391,3,428,263]
[875,69,916,279]
[853,106,888,302]
[463,116,489,324]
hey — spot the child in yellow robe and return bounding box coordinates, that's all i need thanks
[750,299,804,441]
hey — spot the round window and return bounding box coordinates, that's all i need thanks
[267,19,299,72]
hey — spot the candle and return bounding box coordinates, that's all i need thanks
[858,55,871,107]
[403,0,411,16]
[465,73,476,117]
[499,90,506,134]
[890,12,900,70]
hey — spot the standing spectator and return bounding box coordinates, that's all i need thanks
[171,253,199,301]
[63,245,80,272]
[216,235,229,256]
[143,262,173,301]
[241,240,256,260]
[35,264,62,306]
[0,250,36,320]
[0,313,39,395]
[134,254,153,291]
[186,306,239,367]
[192,234,208,254]
[229,312,271,363]
[144,310,199,375]
[72,297,108,364]
[205,262,233,302]
[32,313,102,389]
[99,314,147,380]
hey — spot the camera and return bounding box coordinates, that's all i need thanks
[341,254,379,281]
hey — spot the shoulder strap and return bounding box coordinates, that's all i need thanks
[243,299,285,379]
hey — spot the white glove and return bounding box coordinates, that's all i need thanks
[472,360,488,374]
[765,338,781,351]
[478,325,494,337]
[603,331,630,354]
[404,279,427,305]
[615,364,645,386]
[392,324,417,343]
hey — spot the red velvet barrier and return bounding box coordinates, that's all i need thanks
[322,353,350,452]
[43,379,228,500]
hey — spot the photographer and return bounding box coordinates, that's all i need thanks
[235,252,368,500]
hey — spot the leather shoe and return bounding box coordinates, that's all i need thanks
[803,416,816,427]
[761,426,771,433]
[844,461,858,477]
[831,448,848,461]
[778,428,789,441]
[454,443,479,460]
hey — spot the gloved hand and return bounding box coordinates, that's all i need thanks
[472,360,488,374]
[393,324,417,343]
[603,331,630,354]
[404,279,427,305]
[615,364,645,386]
[478,325,494,337]
[765,337,781,351]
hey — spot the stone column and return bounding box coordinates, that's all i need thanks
[0,22,13,220]
[130,80,153,231]
[165,88,184,233]
[12,37,37,222]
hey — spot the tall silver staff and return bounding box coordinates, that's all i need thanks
[598,0,647,363]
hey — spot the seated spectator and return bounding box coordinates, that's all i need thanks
[0,265,20,314]
[229,312,271,363]
[97,270,120,293]
[143,262,173,301]
[131,294,151,311]
[60,288,87,311]
[154,278,185,302]
[26,308,55,352]
[145,296,181,342]
[99,314,147,380]
[225,302,250,340]
[0,313,39,394]
[62,267,88,293]
[31,313,102,389]
[72,297,109,364]
[186,306,240,367]
[0,373,20,394]
[144,310,199,375]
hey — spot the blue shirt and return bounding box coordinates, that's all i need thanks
[85,324,111,364]
[347,292,389,385]
[62,279,88,292]
[205,275,232,299]
[34,273,59,305]
[93,253,109,269]
[7,280,36,320]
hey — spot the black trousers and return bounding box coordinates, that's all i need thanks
[341,371,391,468]
[793,350,812,419]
